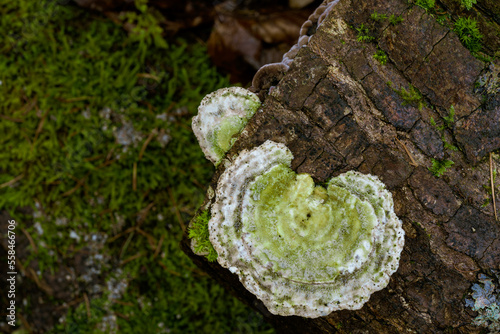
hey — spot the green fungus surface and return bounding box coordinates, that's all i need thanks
[244,164,377,283]
[214,115,247,152]
[209,141,405,318]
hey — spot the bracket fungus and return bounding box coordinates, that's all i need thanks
[192,87,261,166]
[208,140,405,318]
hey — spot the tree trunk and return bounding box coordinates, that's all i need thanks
[181,0,500,332]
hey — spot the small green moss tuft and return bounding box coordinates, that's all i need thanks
[442,136,459,151]
[459,0,477,10]
[373,49,388,65]
[370,11,387,22]
[370,12,403,25]
[388,82,425,110]
[389,14,404,25]
[431,105,456,131]
[443,105,455,128]
[188,210,218,262]
[454,17,483,53]
[415,0,435,11]
[356,24,375,42]
[429,159,454,177]
[430,106,459,152]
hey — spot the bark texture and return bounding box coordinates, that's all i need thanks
[182,0,500,332]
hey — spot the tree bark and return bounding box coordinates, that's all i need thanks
[182,0,500,332]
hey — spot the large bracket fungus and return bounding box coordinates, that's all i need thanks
[208,140,405,318]
[252,0,340,92]
[192,87,261,166]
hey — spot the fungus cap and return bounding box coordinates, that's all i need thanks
[209,140,405,318]
[192,87,261,165]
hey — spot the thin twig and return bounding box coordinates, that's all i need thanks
[0,114,23,122]
[62,176,87,197]
[32,109,49,145]
[168,187,185,231]
[54,298,83,311]
[133,162,137,191]
[14,255,27,276]
[454,262,480,274]
[181,263,209,277]
[106,147,115,161]
[21,132,32,146]
[158,261,182,276]
[120,252,144,266]
[83,154,105,162]
[490,153,498,221]
[59,96,93,103]
[107,226,136,243]
[28,268,53,295]
[21,228,38,253]
[96,159,116,169]
[120,231,135,259]
[153,234,164,259]
[396,137,418,167]
[136,202,155,226]
[113,300,134,307]
[83,292,91,319]
[191,178,206,190]
[138,129,157,160]
[21,97,38,116]
[137,73,161,81]
[0,173,24,189]
[135,227,157,249]
[114,311,130,321]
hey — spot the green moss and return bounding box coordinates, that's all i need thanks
[356,24,375,42]
[454,17,483,54]
[370,11,387,22]
[188,210,218,262]
[389,14,404,25]
[442,136,459,151]
[429,159,454,177]
[373,49,388,65]
[430,105,459,151]
[1,1,273,332]
[388,82,425,110]
[415,0,435,12]
[370,12,403,25]
[442,105,455,128]
[459,0,477,10]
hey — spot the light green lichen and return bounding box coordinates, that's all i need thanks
[209,141,405,318]
[192,87,261,166]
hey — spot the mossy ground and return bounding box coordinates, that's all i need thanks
[0,1,273,333]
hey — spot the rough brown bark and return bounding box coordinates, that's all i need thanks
[181,0,500,332]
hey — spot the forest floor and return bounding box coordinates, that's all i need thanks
[0,1,275,333]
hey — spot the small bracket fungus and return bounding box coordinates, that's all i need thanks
[209,141,405,318]
[192,87,261,166]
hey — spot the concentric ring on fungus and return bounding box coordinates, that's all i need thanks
[209,140,405,318]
